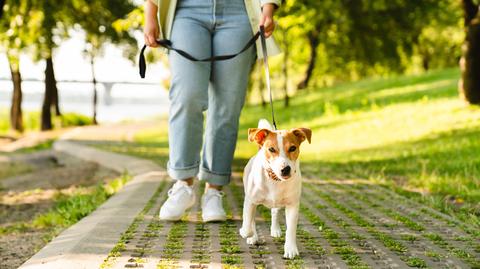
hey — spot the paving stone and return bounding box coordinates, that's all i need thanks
[18,128,479,269]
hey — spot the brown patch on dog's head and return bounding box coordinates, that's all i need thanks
[262,132,280,162]
[291,128,312,144]
[248,128,270,145]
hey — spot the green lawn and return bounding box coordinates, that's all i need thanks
[0,111,92,135]
[102,68,479,228]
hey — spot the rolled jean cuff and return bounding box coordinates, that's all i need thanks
[167,161,199,181]
[198,168,231,186]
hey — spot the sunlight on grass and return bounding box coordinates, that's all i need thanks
[129,68,478,227]
[234,68,479,227]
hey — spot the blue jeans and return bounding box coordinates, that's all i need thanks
[167,0,256,185]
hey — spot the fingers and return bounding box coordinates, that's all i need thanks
[144,33,158,48]
[260,16,275,38]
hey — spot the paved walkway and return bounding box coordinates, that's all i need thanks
[19,124,480,269]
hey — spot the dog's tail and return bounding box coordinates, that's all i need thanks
[258,118,273,130]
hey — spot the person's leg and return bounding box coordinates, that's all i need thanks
[199,0,256,187]
[167,12,212,182]
[160,6,213,221]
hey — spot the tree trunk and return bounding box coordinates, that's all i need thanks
[282,28,289,107]
[0,0,5,19]
[459,1,480,104]
[90,56,98,125]
[52,81,61,116]
[8,58,23,132]
[41,57,55,130]
[297,30,320,90]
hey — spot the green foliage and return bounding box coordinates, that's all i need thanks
[267,0,464,89]
[0,110,92,134]
[58,112,93,127]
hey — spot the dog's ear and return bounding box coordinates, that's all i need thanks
[248,128,270,145]
[291,128,312,144]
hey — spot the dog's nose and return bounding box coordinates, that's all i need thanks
[281,166,291,177]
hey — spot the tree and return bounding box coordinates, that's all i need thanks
[33,0,73,130]
[0,0,5,18]
[76,1,138,124]
[278,0,444,90]
[0,0,41,132]
[459,0,480,104]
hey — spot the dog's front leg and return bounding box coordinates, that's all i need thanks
[284,203,299,259]
[240,198,256,238]
[270,208,282,237]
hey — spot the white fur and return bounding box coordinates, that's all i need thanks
[240,119,302,259]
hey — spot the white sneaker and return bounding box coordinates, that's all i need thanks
[202,188,227,222]
[159,180,195,221]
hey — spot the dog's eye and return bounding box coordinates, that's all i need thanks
[289,146,297,152]
[268,147,276,153]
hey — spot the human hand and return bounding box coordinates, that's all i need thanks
[259,3,276,38]
[144,0,159,47]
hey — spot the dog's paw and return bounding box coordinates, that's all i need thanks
[270,226,282,238]
[283,243,299,259]
[239,227,253,238]
[246,234,258,245]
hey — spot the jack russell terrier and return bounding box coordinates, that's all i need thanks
[239,119,312,259]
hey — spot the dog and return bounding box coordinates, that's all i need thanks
[239,119,312,259]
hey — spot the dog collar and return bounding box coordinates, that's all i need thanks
[266,167,282,182]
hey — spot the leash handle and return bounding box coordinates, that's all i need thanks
[139,31,261,78]
[259,25,277,130]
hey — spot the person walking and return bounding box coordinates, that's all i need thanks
[143,0,280,222]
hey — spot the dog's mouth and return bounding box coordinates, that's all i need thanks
[266,168,293,181]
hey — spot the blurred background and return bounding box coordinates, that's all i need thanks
[1,0,478,133]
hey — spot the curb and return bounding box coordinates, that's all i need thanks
[19,139,167,269]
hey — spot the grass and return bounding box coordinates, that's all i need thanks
[100,68,479,231]
[0,174,130,238]
[0,110,92,135]
[234,68,480,228]
[32,174,130,230]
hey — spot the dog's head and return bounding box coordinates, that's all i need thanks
[248,127,312,181]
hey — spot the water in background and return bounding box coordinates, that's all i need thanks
[0,81,169,123]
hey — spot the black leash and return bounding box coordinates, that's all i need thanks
[139,26,277,129]
[139,31,260,78]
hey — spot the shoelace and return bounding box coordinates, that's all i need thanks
[204,190,224,204]
[168,184,193,197]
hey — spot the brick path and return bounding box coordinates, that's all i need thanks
[20,124,480,269]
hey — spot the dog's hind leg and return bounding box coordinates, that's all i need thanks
[246,221,258,245]
[239,198,256,238]
[270,208,282,237]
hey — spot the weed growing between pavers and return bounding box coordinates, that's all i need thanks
[157,219,188,268]
[306,183,433,268]
[299,203,370,269]
[189,183,211,267]
[219,186,243,268]
[228,184,274,269]
[333,181,480,267]
[373,183,480,240]
[302,191,401,266]
[100,181,168,269]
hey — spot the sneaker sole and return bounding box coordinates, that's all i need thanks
[159,198,196,221]
[202,214,227,222]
